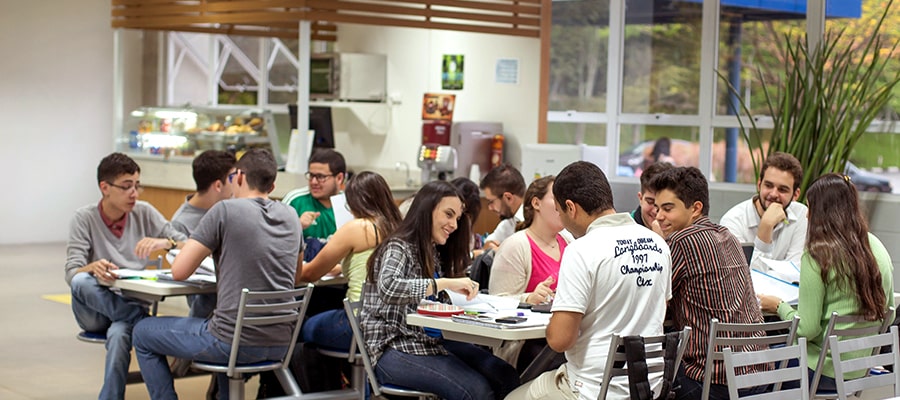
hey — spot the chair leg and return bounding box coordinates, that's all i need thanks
[351,363,365,400]
[273,367,302,396]
[229,376,244,400]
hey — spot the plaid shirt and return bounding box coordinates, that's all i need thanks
[667,217,766,385]
[361,238,446,364]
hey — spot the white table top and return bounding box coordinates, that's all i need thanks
[406,312,548,347]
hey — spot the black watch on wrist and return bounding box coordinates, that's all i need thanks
[167,237,177,250]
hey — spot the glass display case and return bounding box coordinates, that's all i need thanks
[118,105,289,166]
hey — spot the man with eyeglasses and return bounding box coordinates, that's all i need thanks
[65,152,187,400]
[285,148,346,261]
[479,163,526,251]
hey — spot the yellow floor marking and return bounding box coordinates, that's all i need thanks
[43,293,71,305]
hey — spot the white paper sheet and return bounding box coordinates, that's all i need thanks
[444,291,521,312]
[167,249,215,275]
[751,269,799,304]
[330,193,354,229]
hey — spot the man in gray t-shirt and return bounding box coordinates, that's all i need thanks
[66,153,186,400]
[133,149,302,399]
[171,150,235,319]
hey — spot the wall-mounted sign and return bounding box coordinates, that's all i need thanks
[442,54,464,90]
[495,58,519,84]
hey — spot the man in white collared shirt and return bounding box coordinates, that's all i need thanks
[720,152,807,271]
[480,163,526,250]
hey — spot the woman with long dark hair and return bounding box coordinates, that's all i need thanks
[296,171,402,350]
[759,173,894,391]
[360,181,519,399]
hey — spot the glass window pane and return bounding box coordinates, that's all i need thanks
[618,125,700,178]
[715,16,803,117]
[622,0,702,115]
[712,127,765,184]
[548,0,610,112]
[546,122,606,145]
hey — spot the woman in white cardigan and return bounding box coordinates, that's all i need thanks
[489,175,569,304]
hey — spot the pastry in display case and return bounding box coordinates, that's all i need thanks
[119,106,289,166]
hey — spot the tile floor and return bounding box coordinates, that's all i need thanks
[0,242,258,399]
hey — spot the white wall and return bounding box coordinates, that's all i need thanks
[0,0,141,244]
[332,24,541,172]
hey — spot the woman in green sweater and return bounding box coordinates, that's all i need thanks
[759,173,894,392]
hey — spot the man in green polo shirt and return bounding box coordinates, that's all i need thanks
[287,148,346,261]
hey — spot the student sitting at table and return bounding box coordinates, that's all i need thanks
[758,173,894,393]
[506,161,672,400]
[170,149,236,319]
[647,167,766,400]
[132,149,302,400]
[490,176,567,305]
[361,181,520,400]
[297,171,402,351]
[65,152,187,400]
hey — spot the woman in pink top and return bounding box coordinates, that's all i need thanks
[489,175,568,304]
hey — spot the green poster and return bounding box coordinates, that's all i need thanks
[442,54,464,90]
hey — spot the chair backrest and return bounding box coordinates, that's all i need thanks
[598,327,692,400]
[723,337,810,400]
[701,316,800,400]
[344,298,386,397]
[811,307,895,395]
[829,325,900,400]
[226,285,313,377]
[467,248,494,292]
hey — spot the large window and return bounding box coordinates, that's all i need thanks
[548,0,898,195]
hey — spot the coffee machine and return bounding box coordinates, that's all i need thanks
[451,121,502,181]
[417,144,457,183]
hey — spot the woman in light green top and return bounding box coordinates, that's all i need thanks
[296,171,402,349]
[759,173,893,392]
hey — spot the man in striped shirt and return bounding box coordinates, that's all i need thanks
[648,167,766,400]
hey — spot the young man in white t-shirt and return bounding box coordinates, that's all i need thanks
[506,161,672,400]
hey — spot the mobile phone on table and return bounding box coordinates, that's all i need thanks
[495,316,527,324]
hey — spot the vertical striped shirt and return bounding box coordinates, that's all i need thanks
[666,216,766,384]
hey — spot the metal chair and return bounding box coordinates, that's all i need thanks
[598,326,692,400]
[829,325,900,400]
[723,337,810,400]
[314,309,366,400]
[343,299,437,399]
[811,308,895,398]
[191,285,312,400]
[701,316,800,400]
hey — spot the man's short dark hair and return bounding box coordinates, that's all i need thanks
[760,152,803,191]
[479,163,526,198]
[553,161,614,215]
[235,149,277,193]
[640,162,675,193]
[648,166,710,216]
[308,148,346,176]
[97,153,140,183]
[192,150,236,193]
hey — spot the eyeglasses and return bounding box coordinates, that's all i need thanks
[107,181,144,194]
[227,170,241,183]
[305,172,334,182]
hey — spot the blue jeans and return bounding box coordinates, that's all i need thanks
[132,317,288,400]
[375,341,519,400]
[186,293,216,319]
[301,309,352,350]
[781,358,838,393]
[70,272,148,400]
[673,364,767,400]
